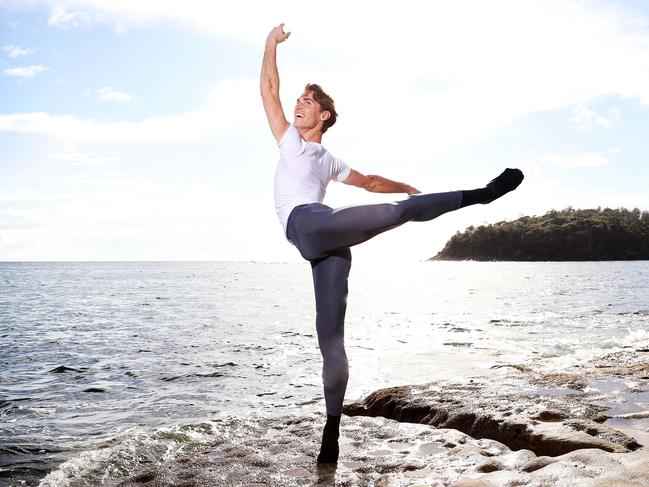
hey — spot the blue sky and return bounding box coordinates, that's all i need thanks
[1,1,648,262]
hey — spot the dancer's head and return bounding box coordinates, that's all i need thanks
[294,83,338,134]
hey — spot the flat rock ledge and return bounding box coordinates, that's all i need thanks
[344,349,649,457]
[343,384,637,457]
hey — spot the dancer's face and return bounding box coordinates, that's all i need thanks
[294,91,330,132]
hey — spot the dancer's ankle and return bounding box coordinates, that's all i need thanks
[459,168,524,208]
[317,414,341,464]
[325,413,341,430]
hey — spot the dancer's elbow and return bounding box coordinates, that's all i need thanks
[342,169,375,191]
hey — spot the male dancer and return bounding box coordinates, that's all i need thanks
[261,23,523,464]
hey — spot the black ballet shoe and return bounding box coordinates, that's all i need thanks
[316,444,339,464]
[483,168,524,203]
[316,414,340,464]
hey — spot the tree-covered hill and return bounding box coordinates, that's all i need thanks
[431,207,649,261]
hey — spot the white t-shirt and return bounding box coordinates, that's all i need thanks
[274,124,351,237]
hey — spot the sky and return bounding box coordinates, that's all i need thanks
[1,0,648,263]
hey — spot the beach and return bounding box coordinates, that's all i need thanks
[1,260,648,485]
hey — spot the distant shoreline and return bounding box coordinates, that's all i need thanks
[431,207,649,261]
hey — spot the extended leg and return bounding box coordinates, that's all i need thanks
[288,191,462,260]
[311,247,352,463]
[287,168,524,261]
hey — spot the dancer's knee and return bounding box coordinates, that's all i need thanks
[322,352,349,388]
[320,334,347,361]
[385,200,415,223]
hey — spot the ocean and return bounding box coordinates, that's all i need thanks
[1,260,648,486]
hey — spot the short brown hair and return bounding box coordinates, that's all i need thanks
[304,83,337,133]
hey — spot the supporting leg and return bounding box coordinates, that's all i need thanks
[311,247,352,463]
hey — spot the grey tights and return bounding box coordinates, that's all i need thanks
[286,191,462,415]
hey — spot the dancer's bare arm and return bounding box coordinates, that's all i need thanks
[343,169,420,195]
[261,24,291,141]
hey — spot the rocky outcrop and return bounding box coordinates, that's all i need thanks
[343,350,649,458]
[343,385,639,457]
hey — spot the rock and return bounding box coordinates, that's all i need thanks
[475,459,504,473]
[115,415,649,486]
[529,372,588,390]
[521,456,555,472]
[343,383,637,456]
[49,365,84,373]
[563,419,641,450]
[478,449,649,486]
[343,354,649,458]
[530,409,569,421]
[131,470,156,482]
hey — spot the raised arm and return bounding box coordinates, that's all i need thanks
[343,169,420,195]
[261,24,291,141]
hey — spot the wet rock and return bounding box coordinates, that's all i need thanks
[131,470,156,482]
[529,372,589,390]
[49,365,84,373]
[530,409,569,421]
[521,455,556,472]
[490,363,532,373]
[344,385,636,456]
[563,419,641,450]
[344,354,648,458]
[475,459,504,473]
[476,449,649,486]
[587,351,649,382]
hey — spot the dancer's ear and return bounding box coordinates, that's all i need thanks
[320,111,331,122]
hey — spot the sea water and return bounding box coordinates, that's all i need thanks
[1,260,648,485]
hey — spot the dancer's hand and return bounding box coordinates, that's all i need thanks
[266,23,291,47]
[361,174,421,194]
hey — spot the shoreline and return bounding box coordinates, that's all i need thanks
[81,349,649,487]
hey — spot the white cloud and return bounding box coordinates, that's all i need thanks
[541,152,609,168]
[47,5,89,29]
[2,44,31,58]
[97,86,138,102]
[0,77,263,143]
[2,1,649,155]
[46,150,125,166]
[3,64,49,78]
[570,105,619,130]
